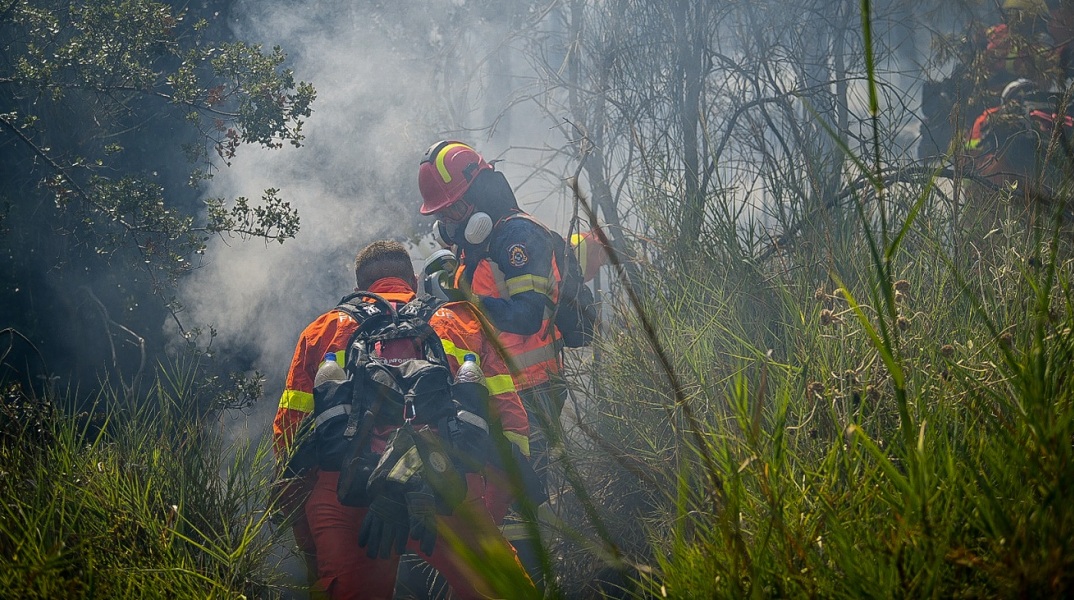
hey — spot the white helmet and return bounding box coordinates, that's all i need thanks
[1001,78,1037,103]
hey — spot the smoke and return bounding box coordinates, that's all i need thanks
[176,1,572,429]
[180,0,964,422]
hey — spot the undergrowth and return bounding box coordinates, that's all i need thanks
[0,359,286,599]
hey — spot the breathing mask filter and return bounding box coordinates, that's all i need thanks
[462,212,493,245]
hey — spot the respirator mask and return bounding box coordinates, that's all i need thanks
[432,213,492,248]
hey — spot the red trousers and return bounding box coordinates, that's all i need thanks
[305,470,526,600]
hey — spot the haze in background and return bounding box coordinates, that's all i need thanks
[178,0,575,432]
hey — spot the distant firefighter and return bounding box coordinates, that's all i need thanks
[962,78,1074,196]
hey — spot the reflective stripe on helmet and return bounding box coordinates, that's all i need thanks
[435,142,470,183]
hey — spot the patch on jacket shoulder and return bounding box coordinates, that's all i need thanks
[507,243,529,268]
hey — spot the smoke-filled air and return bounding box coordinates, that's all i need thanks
[4,0,1074,598]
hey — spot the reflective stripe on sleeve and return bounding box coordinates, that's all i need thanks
[279,389,314,413]
[440,338,476,366]
[503,430,530,456]
[511,343,560,370]
[504,274,553,297]
[441,338,516,394]
[486,373,516,396]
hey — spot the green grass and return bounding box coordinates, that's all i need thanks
[7,3,1074,597]
[539,2,1074,597]
[0,359,287,599]
[550,180,1074,598]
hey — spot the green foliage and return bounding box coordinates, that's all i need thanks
[540,4,1074,598]
[0,361,287,599]
[0,0,314,289]
[557,183,1074,598]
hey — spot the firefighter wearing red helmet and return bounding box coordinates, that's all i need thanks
[418,140,566,591]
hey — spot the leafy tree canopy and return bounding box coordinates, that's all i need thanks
[0,0,315,395]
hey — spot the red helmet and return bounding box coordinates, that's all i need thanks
[418,141,492,215]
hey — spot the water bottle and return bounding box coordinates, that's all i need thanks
[314,352,346,387]
[453,353,489,419]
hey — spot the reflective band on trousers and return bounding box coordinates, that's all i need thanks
[503,430,530,456]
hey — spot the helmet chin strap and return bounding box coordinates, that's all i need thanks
[463,212,493,245]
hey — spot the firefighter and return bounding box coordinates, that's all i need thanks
[981,0,1072,93]
[272,240,532,600]
[417,140,570,590]
[964,77,1074,192]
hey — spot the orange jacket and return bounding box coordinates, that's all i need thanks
[272,277,530,466]
[984,23,1064,87]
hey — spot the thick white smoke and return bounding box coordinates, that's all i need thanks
[177,0,574,432]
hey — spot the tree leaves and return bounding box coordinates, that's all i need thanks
[1,0,315,290]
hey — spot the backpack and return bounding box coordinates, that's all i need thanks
[299,292,472,507]
[508,214,599,348]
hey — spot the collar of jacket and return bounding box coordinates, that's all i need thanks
[366,277,417,303]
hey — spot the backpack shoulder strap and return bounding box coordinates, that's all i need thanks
[399,294,446,322]
[335,291,396,323]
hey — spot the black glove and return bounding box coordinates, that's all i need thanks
[405,482,439,556]
[357,493,410,559]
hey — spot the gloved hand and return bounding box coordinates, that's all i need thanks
[405,482,439,556]
[357,493,410,559]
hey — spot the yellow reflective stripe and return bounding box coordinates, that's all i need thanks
[440,338,478,366]
[504,431,530,456]
[388,447,423,484]
[505,274,553,297]
[279,389,314,413]
[435,143,469,183]
[442,339,516,396]
[486,373,515,396]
